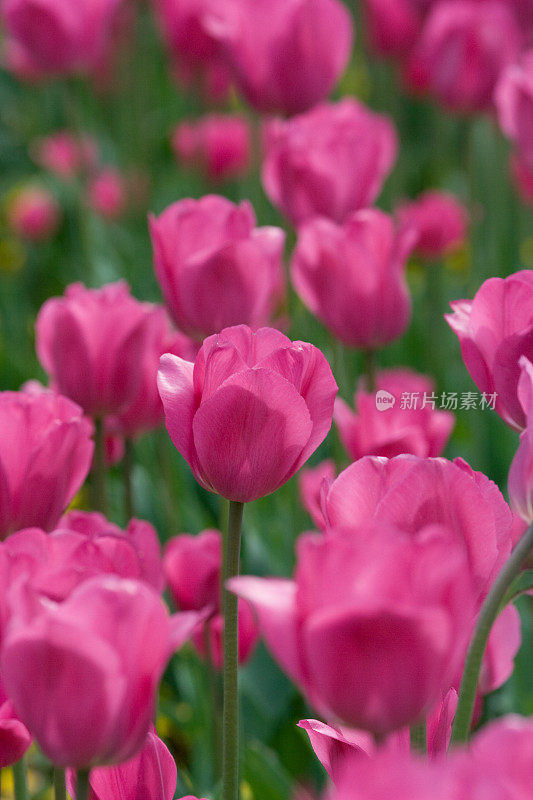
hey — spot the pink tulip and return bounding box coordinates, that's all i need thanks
[36,281,160,417]
[298,460,336,530]
[32,131,98,178]
[0,391,93,539]
[262,100,398,226]
[479,604,521,696]
[87,168,127,220]
[496,50,533,168]
[192,597,258,669]
[149,196,285,340]
[406,0,522,113]
[396,191,468,260]
[158,325,337,502]
[291,210,414,349]
[231,522,476,734]
[508,357,533,520]
[510,151,533,205]
[7,186,60,241]
[0,676,31,768]
[205,0,353,115]
[361,0,423,57]
[335,370,454,460]
[323,455,513,602]
[110,308,198,439]
[446,270,533,430]
[66,727,176,800]
[172,114,251,183]
[1,0,121,75]
[0,575,198,768]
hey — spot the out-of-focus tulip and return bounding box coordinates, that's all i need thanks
[164,530,259,668]
[334,370,454,460]
[361,0,422,57]
[0,676,31,768]
[87,168,127,220]
[396,190,468,260]
[158,325,337,502]
[0,575,198,768]
[32,131,98,178]
[1,0,122,76]
[66,727,177,800]
[150,196,285,340]
[496,51,533,167]
[36,281,159,418]
[509,357,533,520]
[446,270,533,431]
[510,151,533,205]
[291,209,414,349]
[231,521,476,734]
[7,186,60,241]
[323,455,513,602]
[0,391,93,539]
[406,0,522,113]
[262,100,397,226]
[172,113,251,182]
[204,0,353,115]
[298,460,336,530]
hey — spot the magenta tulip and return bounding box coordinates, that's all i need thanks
[396,191,468,260]
[66,727,176,800]
[298,460,336,530]
[205,0,353,115]
[7,186,60,241]
[508,357,533,520]
[149,196,285,340]
[446,270,533,430]
[32,130,98,178]
[262,99,397,226]
[158,325,337,502]
[87,168,126,220]
[172,113,251,183]
[0,676,31,768]
[1,575,198,768]
[0,391,93,539]
[406,0,522,113]
[335,370,454,460]
[496,51,533,168]
[361,0,422,57]
[291,210,414,349]
[36,281,159,418]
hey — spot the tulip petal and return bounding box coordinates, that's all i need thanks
[158,354,196,467]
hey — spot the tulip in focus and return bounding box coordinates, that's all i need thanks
[87,168,127,220]
[0,391,93,539]
[172,114,251,183]
[0,575,198,768]
[446,270,533,431]
[406,0,522,113]
[291,209,414,349]
[262,99,398,226]
[165,530,258,668]
[150,196,285,340]
[205,0,354,115]
[7,186,60,241]
[396,191,468,261]
[158,325,337,502]
[335,370,454,460]
[36,281,160,418]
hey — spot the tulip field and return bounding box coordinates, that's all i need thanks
[4,1,533,799]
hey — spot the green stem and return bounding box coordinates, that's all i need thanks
[12,757,28,800]
[410,721,427,755]
[222,500,244,800]
[204,623,222,780]
[92,417,108,516]
[450,523,533,745]
[123,437,135,519]
[54,768,66,800]
[76,769,91,800]
[363,349,377,393]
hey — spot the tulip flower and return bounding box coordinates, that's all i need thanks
[87,169,127,220]
[149,196,285,340]
[204,0,353,115]
[360,0,422,57]
[298,460,336,530]
[262,99,397,226]
[32,131,98,178]
[231,521,476,734]
[0,575,199,768]
[158,325,337,503]
[36,281,159,418]
[0,676,31,768]
[0,391,93,539]
[172,114,251,183]
[446,270,533,431]
[496,50,533,168]
[334,370,454,460]
[66,727,176,800]
[291,210,414,350]
[406,0,522,113]
[1,0,122,76]
[396,191,468,261]
[508,357,533,521]
[7,186,60,241]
